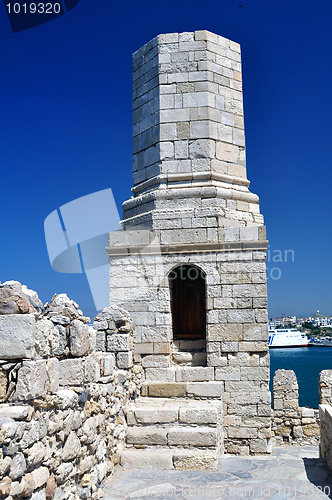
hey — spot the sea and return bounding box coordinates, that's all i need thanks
[269,347,332,409]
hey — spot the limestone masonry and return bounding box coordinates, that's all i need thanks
[108,30,270,457]
[0,282,142,498]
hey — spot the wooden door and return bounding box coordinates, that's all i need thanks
[169,265,206,340]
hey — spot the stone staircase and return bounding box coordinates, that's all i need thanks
[121,381,223,470]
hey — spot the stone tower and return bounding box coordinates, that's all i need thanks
[108,31,271,456]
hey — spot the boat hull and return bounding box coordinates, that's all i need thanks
[268,328,309,348]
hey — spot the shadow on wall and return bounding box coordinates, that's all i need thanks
[303,457,332,499]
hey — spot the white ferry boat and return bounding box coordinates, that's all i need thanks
[268,328,309,348]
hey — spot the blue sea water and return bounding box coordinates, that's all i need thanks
[269,347,332,409]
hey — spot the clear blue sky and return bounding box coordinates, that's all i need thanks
[1,0,331,320]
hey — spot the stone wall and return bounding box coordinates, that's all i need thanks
[271,369,319,446]
[0,285,142,499]
[319,405,332,469]
[319,370,332,468]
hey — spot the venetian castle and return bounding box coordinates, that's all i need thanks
[1,31,332,499]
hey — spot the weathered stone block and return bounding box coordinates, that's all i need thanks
[95,353,114,376]
[135,343,154,354]
[173,450,218,470]
[186,382,222,398]
[95,331,106,351]
[227,426,258,439]
[145,368,176,382]
[117,351,133,369]
[175,367,214,382]
[107,334,132,352]
[240,367,269,381]
[69,319,90,357]
[179,407,218,424]
[168,427,217,447]
[121,449,174,469]
[127,427,167,445]
[135,408,178,425]
[59,359,84,386]
[47,357,59,393]
[142,354,170,368]
[147,382,186,397]
[13,360,47,401]
[215,367,240,381]
[0,314,35,359]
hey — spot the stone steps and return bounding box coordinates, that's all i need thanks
[122,397,223,469]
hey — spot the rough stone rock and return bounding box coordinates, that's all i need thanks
[44,294,90,323]
[54,390,79,409]
[0,456,12,476]
[49,315,70,325]
[0,404,30,419]
[0,314,36,359]
[25,442,46,467]
[81,417,98,444]
[62,431,81,461]
[94,306,132,330]
[95,331,106,351]
[302,423,320,437]
[69,319,90,357]
[0,369,8,399]
[0,281,43,315]
[79,456,94,474]
[20,419,39,449]
[63,411,82,433]
[52,325,68,356]
[31,489,47,500]
[22,472,36,496]
[56,462,73,483]
[35,318,60,357]
[9,452,26,480]
[45,475,57,498]
[53,482,71,500]
[10,479,24,496]
[0,477,12,496]
[1,419,18,438]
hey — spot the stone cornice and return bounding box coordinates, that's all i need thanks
[123,184,259,212]
[131,171,250,196]
[106,239,268,257]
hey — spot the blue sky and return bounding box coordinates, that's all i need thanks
[0,0,331,319]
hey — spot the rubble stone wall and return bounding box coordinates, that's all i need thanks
[0,285,142,500]
[271,369,319,446]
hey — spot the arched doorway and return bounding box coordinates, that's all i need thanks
[169,265,206,340]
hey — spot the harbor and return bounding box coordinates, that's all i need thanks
[270,347,332,408]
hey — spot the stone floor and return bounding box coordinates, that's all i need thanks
[103,446,332,499]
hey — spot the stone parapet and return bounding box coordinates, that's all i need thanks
[271,370,319,446]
